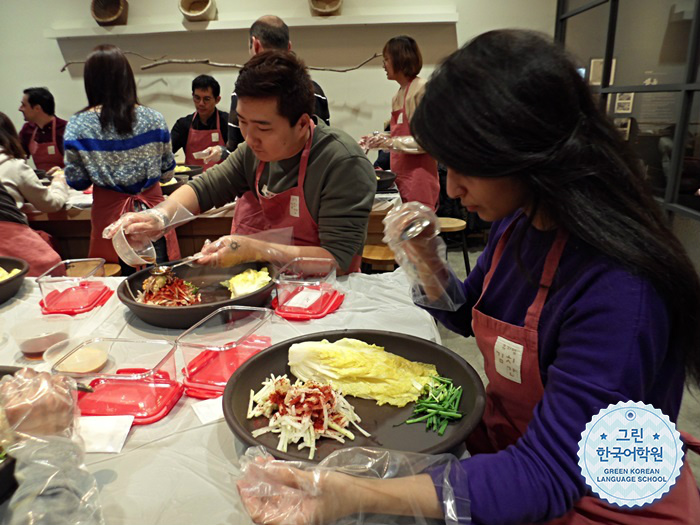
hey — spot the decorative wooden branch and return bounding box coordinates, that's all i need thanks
[62,52,381,73]
[60,51,166,72]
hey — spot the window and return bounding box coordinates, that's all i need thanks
[557,0,700,223]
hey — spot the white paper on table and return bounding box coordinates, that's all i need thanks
[284,288,323,309]
[192,396,224,424]
[79,415,134,453]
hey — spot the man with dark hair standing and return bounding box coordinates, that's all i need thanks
[200,14,330,167]
[18,87,66,171]
[170,74,229,171]
[106,51,375,274]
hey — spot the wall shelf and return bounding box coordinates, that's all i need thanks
[45,12,458,39]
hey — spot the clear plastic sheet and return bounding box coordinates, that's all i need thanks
[236,446,471,525]
[197,228,294,268]
[383,203,466,311]
[0,369,104,525]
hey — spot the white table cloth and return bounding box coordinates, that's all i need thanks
[0,269,440,525]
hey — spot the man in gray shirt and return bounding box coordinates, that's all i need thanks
[106,50,375,273]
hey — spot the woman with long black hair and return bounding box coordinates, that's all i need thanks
[64,44,180,272]
[236,30,700,525]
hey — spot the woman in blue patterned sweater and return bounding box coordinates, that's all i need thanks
[64,44,180,271]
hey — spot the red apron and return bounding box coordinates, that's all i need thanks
[0,221,61,277]
[232,122,361,273]
[469,215,700,524]
[389,80,439,211]
[29,117,64,171]
[89,184,180,264]
[184,112,225,172]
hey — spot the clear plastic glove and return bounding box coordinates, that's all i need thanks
[0,369,105,525]
[359,133,423,154]
[236,446,471,525]
[0,368,75,445]
[199,145,224,165]
[102,201,194,242]
[197,235,271,268]
[383,202,466,311]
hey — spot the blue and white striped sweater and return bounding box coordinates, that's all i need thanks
[64,105,175,194]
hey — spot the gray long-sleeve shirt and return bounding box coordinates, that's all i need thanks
[188,120,377,271]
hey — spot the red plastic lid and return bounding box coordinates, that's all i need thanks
[40,281,113,315]
[182,336,271,399]
[272,286,344,321]
[78,369,183,425]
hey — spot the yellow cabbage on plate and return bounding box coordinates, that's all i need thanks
[221,267,271,298]
[0,267,21,282]
[288,338,437,407]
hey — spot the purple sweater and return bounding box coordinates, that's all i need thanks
[427,213,684,524]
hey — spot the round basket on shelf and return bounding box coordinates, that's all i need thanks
[91,0,129,26]
[308,0,343,16]
[179,0,217,21]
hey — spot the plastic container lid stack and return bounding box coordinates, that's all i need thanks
[52,338,183,425]
[37,259,112,315]
[176,306,274,399]
[273,257,344,320]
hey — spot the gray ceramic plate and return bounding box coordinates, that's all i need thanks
[223,329,486,462]
[116,261,275,329]
[0,257,30,305]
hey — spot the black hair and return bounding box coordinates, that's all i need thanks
[383,35,423,78]
[82,44,139,134]
[0,112,26,159]
[250,15,290,50]
[412,29,700,386]
[23,87,55,115]
[192,74,220,99]
[235,51,314,127]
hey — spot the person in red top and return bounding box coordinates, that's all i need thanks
[18,87,66,172]
[170,75,229,172]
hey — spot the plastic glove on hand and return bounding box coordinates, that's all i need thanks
[102,208,168,241]
[383,202,442,264]
[359,132,391,151]
[200,146,223,165]
[0,369,76,443]
[196,235,265,268]
[237,455,350,525]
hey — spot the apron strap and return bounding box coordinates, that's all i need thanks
[482,211,525,290]
[524,228,569,330]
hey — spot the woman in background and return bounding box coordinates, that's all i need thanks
[64,44,180,273]
[359,35,439,211]
[0,112,68,217]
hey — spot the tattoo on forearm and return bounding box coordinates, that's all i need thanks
[228,240,240,252]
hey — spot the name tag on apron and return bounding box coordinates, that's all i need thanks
[289,195,300,218]
[211,132,219,142]
[48,145,56,155]
[397,113,404,125]
[494,336,523,384]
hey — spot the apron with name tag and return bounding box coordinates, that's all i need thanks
[184,112,225,172]
[29,117,64,171]
[469,213,700,524]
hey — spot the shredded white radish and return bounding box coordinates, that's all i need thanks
[247,375,369,459]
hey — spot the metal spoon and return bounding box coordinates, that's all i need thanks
[149,253,204,276]
[399,218,431,242]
